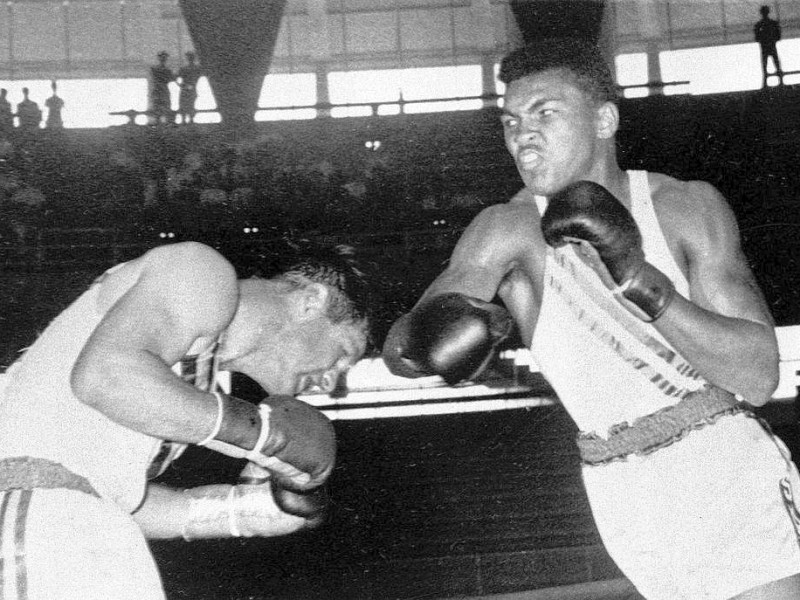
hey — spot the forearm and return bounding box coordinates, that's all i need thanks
[133,482,314,541]
[71,350,261,448]
[133,483,195,539]
[656,295,779,405]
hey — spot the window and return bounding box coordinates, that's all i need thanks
[615,53,649,98]
[328,65,482,117]
[659,43,761,95]
[255,72,317,121]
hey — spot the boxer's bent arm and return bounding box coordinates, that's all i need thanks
[71,243,261,449]
[133,483,195,539]
[653,183,779,405]
[417,204,537,305]
[133,483,311,540]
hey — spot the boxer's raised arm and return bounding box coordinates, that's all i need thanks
[382,203,538,381]
[652,181,779,405]
[417,204,533,304]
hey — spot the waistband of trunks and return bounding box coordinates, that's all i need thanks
[576,385,752,466]
[0,457,99,498]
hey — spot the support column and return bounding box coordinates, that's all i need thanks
[178,0,287,138]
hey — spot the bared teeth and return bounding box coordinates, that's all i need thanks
[518,148,540,167]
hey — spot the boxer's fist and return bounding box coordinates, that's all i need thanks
[383,293,513,384]
[255,396,336,490]
[204,396,335,491]
[181,482,316,540]
[238,463,328,528]
[271,482,329,529]
[541,180,675,321]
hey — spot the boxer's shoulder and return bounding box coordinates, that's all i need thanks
[97,242,239,330]
[478,189,541,226]
[649,174,731,230]
[649,173,740,259]
[649,173,725,213]
[468,200,542,252]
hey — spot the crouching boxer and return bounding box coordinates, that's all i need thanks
[0,241,371,600]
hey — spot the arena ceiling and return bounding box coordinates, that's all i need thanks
[1,0,798,82]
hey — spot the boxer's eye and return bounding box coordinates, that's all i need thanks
[501,116,518,129]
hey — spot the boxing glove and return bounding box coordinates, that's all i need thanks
[541,180,675,322]
[238,462,329,527]
[383,293,513,384]
[203,395,336,491]
[181,481,319,541]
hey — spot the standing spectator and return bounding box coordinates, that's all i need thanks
[45,80,65,129]
[177,51,203,125]
[150,51,175,125]
[0,89,13,139]
[16,88,42,134]
[755,5,784,87]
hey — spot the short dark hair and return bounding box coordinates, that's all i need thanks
[279,244,372,326]
[499,38,617,104]
[228,238,374,339]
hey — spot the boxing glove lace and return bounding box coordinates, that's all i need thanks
[202,394,336,491]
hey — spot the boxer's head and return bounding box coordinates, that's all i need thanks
[223,243,374,395]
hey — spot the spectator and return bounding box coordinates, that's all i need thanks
[45,80,65,129]
[177,51,203,125]
[16,88,42,134]
[0,89,13,139]
[150,51,175,125]
[755,5,784,87]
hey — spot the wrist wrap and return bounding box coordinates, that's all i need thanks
[614,262,675,322]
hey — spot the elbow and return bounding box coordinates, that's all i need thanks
[741,350,780,408]
[70,355,115,409]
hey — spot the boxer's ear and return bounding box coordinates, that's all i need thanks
[293,283,330,321]
[595,101,618,140]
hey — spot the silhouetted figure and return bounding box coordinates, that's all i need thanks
[0,89,13,139]
[177,51,203,125]
[149,50,175,125]
[16,87,42,133]
[755,5,784,87]
[45,80,64,129]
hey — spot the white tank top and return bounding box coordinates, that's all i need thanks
[0,263,222,512]
[530,171,706,436]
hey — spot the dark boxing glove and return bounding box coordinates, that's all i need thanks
[541,180,675,321]
[382,293,513,384]
[238,463,329,529]
[270,483,329,529]
[204,395,336,491]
